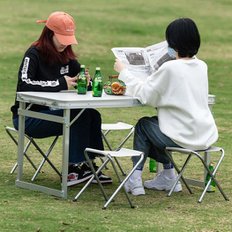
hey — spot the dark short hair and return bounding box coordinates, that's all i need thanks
[165,18,201,58]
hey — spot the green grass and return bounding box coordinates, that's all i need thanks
[0,0,232,231]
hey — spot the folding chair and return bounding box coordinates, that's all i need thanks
[5,126,61,181]
[101,122,134,175]
[73,147,144,209]
[165,146,229,203]
[101,122,134,150]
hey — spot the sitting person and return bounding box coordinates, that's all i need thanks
[114,18,218,195]
[11,11,112,186]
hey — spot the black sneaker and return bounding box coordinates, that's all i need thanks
[67,164,92,187]
[91,162,113,184]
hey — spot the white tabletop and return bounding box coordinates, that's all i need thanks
[16,91,141,109]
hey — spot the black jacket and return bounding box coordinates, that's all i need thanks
[11,46,81,118]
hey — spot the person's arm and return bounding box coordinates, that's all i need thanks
[65,59,81,90]
[69,61,92,90]
[114,59,167,107]
[17,47,70,92]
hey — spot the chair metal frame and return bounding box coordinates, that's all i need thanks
[5,126,61,181]
[165,146,229,203]
[73,147,144,209]
[101,122,134,176]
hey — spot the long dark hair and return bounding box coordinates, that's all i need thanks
[32,26,77,64]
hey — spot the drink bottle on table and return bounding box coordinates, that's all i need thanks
[77,64,87,94]
[92,67,103,97]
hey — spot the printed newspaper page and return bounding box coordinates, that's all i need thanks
[112,40,174,78]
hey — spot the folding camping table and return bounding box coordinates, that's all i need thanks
[16,91,141,199]
[15,90,215,199]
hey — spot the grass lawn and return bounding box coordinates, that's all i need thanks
[0,0,232,231]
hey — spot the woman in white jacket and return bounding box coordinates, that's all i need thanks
[114,18,218,196]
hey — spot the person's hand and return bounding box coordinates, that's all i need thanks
[114,59,126,73]
[84,67,91,86]
[64,75,77,90]
[76,68,91,86]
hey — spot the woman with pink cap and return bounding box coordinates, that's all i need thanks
[11,11,112,186]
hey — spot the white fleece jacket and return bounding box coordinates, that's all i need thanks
[119,57,218,150]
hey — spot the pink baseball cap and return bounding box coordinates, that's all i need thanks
[37,11,78,45]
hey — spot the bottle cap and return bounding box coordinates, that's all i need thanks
[96,67,101,70]
[81,64,85,68]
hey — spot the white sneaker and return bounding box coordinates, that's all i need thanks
[124,170,145,196]
[144,171,182,192]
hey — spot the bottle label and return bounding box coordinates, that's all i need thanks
[93,71,103,97]
[77,71,87,94]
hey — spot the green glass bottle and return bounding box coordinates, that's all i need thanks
[92,67,103,97]
[149,158,157,173]
[205,163,216,192]
[77,65,87,94]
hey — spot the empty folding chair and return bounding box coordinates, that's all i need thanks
[165,146,229,203]
[101,122,134,150]
[5,126,61,181]
[101,122,134,175]
[73,147,144,209]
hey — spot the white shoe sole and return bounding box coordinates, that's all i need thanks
[144,181,182,192]
[67,175,92,187]
[131,187,145,196]
[124,182,145,196]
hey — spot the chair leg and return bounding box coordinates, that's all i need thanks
[116,128,134,150]
[166,147,229,203]
[196,150,229,203]
[100,131,111,170]
[10,140,38,174]
[103,155,134,209]
[6,128,38,173]
[103,153,144,209]
[113,128,135,177]
[73,152,110,202]
[31,136,60,181]
[113,157,126,176]
[102,130,112,150]
[6,126,61,182]
[74,148,144,209]
[101,127,134,177]
[165,151,193,196]
[101,131,126,176]
[30,137,61,180]
[85,152,109,201]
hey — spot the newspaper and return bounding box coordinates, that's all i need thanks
[112,40,174,78]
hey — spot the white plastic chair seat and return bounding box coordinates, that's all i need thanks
[73,147,144,209]
[106,148,142,157]
[85,147,142,158]
[101,122,134,131]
